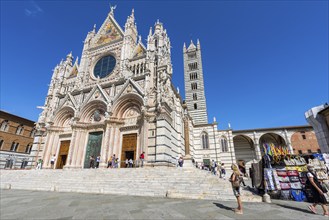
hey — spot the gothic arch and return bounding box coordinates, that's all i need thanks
[79,100,107,123]
[112,93,143,119]
[259,133,286,154]
[200,130,209,149]
[233,135,256,166]
[53,106,75,127]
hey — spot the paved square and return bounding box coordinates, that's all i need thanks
[0,189,328,219]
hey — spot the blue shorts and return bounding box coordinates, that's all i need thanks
[232,187,241,197]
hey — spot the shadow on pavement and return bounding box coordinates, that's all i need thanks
[213,202,234,211]
[274,203,312,215]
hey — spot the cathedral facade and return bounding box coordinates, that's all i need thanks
[31,8,320,170]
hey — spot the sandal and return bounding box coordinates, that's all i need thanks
[234,209,243,215]
[324,213,329,216]
[308,205,317,214]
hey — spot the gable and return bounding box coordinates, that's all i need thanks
[82,84,110,106]
[68,65,78,78]
[94,15,124,47]
[57,94,77,110]
[132,43,146,59]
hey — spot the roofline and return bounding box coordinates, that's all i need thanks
[232,125,313,133]
[0,110,36,125]
[318,104,329,114]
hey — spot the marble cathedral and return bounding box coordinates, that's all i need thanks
[32,7,316,170]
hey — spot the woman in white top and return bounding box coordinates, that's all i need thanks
[306,164,328,216]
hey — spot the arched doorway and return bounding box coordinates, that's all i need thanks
[233,135,256,172]
[259,133,287,155]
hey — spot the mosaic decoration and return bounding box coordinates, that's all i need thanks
[97,20,122,45]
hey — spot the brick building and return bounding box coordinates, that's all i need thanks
[0,110,36,169]
[291,130,320,155]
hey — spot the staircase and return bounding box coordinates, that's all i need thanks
[0,167,261,202]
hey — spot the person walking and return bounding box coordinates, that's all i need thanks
[220,163,226,180]
[229,164,243,215]
[89,155,95,168]
[36,158,43,170]
[306,164,329,216]
[96,155,100,168]
[140,152,145,168]
[107,156,112,168]
[125,158,129,168]
[50,154,56,169]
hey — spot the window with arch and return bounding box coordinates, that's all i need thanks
[25,144,32,154]
[16,124,24,135]
[193,93,197,100]
[188,62,198,71]
[194,103,198,109]
[201,132,209,149]
[10,142,19,152]
[221,138,228,152]
[191,83,197,90]
[189,72,198,80]
[0,139,4,150]
[30,128,36,138]
[0,120,9,131]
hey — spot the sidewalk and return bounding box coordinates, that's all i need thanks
[0,189,328,219]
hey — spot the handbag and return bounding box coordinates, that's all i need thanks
[291,189,306,202]
[277,170,287,176]
[278,176,290,183]
[280,182,291,190]
[289,176,300,182]
[287,170,299,176]
[290,182,302,190]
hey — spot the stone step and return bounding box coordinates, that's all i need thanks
[0,168,262,202]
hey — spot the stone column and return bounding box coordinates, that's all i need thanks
[253,132,262,160]
[100,123,111,168]
[71,129,81,168]
[76,130,87,168]
[284,129,293,154]
[43,132,55,168]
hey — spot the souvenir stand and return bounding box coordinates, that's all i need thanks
[261,143,309,202]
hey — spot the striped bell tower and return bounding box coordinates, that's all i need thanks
[183,39,208,125]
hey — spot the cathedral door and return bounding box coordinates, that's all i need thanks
[56,140,70,169]
[84,131,103,168]
[121,134,137,168]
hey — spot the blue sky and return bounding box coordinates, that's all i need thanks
[1,0,328,130]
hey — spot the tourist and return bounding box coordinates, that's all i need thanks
[306,164,329,216]
[107,156,112,168]
[125,158,129,168]
[140,152,145,167]
[176,155,180,167]
[220,163,226,180]
[96,155,100,168]
[36,158,43,170]
[50,154,56,169]
[114,158,119,168]
[111,154,116,168]
[239,163,247,187]
[178,157,184,168]
[89,155,95,168]
[129,158,133,168]
[229,164,243,215]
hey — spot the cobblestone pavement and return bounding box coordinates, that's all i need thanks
[0,189,328,219]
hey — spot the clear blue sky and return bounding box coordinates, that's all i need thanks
[1,0,328,130]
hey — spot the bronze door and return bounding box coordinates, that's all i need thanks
[56,140,70,169]
[121,134,137,168]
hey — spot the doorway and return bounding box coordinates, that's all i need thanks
[84,131,103,168]
[121,133,137,168]
[56,140,70,169]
